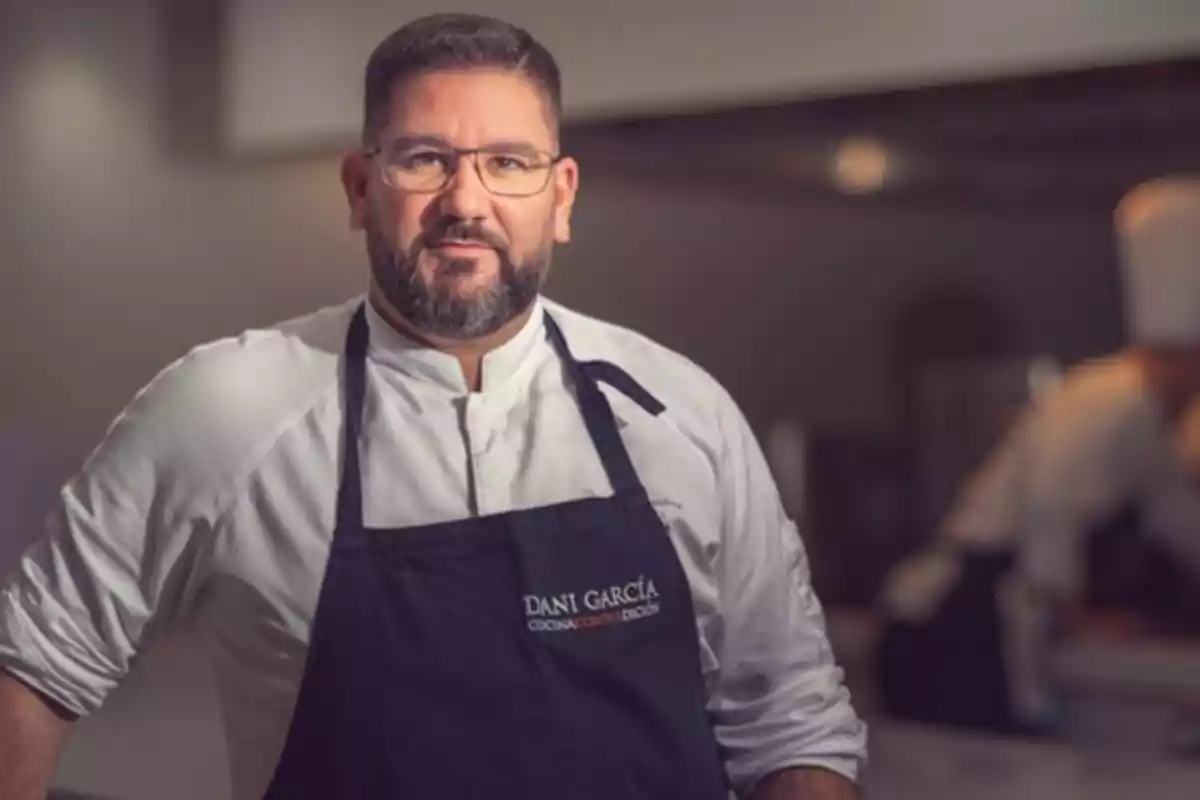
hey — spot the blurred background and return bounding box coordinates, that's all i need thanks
[2,1,1200,797]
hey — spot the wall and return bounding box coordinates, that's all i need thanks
[0,0,22,423]
[225,0,1200,152]
[553,185,1121,435]
[1,1,1127,797]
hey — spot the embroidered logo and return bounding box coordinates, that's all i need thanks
[523,575,662,633]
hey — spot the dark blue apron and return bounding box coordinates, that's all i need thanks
[261,304,730,799]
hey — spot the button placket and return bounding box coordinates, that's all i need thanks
[464,395,500,515]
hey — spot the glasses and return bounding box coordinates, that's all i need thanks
[366,141,565,198]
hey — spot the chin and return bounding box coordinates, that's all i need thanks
[437,272,500,296]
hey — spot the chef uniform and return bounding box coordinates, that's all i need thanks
[261,305,730,798]
[0,295,865,799]
[877,177,1200,733]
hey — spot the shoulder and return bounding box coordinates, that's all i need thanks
[75,298,358,517]
[541,299,745,458]
[1032,355,1151,440]
[1014,354,1155,478]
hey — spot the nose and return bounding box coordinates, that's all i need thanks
[437,154,491,220]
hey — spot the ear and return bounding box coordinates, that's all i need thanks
[552,157,580,244]
[341,149,372,231]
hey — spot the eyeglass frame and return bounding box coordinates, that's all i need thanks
[363,139,568,198]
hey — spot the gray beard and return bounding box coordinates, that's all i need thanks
[367,226,550,340]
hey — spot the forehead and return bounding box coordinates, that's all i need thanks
[385,69,556,148]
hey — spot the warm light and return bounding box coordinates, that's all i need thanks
[832,137,889,194]
[17,54,111,136]
[13,51,123,188]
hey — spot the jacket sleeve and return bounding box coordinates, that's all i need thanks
[706,392,867,795]
[0,365,222,716]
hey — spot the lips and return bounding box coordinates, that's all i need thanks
[429,240,490,250]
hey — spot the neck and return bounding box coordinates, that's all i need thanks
[368,286,536,391]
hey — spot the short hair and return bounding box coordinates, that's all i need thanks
[362,13,562,144]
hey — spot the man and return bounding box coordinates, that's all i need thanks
[878,175,1200,734]
[0,13,865,799]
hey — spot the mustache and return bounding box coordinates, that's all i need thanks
[419,219,508,251]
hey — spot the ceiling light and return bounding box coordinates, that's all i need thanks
[832,137,889,194]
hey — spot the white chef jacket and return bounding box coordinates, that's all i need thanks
[0,295,865,799]
[940,354,1200,599]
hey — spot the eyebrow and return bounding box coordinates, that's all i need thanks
[384,135,552,155]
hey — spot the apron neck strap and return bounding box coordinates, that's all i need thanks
[337,304,370,531]
[541,312,644,497]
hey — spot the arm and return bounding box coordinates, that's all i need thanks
[752,766,859,800]
[707,394,867,797]
[0,377,215,798]
[0,670,75,800]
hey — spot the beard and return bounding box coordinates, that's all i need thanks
[366,217,552,341]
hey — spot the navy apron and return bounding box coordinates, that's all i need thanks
[261,304,730,799]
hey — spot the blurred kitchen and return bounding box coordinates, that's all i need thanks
[3,0,1200,798]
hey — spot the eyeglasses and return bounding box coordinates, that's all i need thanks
[365,141,565,198]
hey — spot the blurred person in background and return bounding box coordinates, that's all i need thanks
[877,176,1200,736]
[0,12,865,800]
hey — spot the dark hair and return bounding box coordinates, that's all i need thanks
[362,13,562,144]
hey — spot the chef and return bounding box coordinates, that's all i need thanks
[878,175,1200,734]
[0,12,865,800]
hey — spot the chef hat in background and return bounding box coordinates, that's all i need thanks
[1117,175,1200,346]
